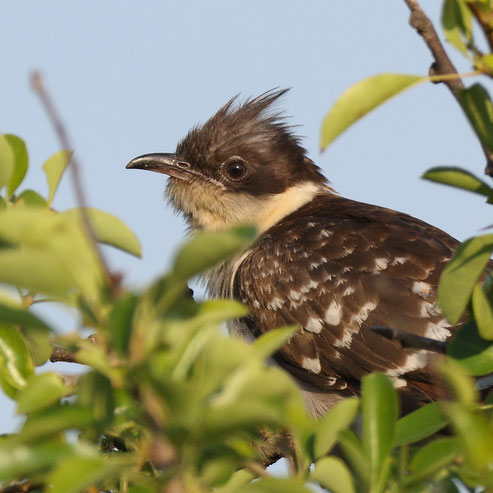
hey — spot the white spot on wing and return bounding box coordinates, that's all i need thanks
[351,301,377,325]
[302,356,321,373]
[391,256,408,266]
[334,330,354,348]
[305,317,323,334]
[424,319,451,341]
[342,286,355,297]
[266,297,284,310]
[374,258,389,270]
[325,300,342,326]
[413,281,432,298]
[419,301,440,317]
[386,350,429,376]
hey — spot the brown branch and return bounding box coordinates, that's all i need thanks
[30,71,118,295]
[50,345,79,363]
[0,481,40,493]
[371,326,447,353]
[403,0,493,176]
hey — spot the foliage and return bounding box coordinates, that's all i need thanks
[2,1,493,492]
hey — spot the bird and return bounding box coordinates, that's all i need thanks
[126,88,461,417]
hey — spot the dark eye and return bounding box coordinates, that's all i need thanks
[224,160,247,181]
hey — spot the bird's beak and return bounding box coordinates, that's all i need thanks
[126,153,195,181]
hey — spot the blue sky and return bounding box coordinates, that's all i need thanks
[1,1,492,432]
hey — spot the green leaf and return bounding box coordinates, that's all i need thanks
[422,166,493,201]
[0,248,73,297]
[62,207,141,257]
[0,442,74,480]
[338,430,369,487]
[0,323,34,389]
[172,225,256,280]
[16,372,66,414]
[108,292,138,355]
[444,402,493,470]
[311,456,355,493]
[407,437,460,483]
[0,301,53,332]
[19,404,94,442]
[15,189,48,207]
[440,358,478,405]
[42,149,72,206]
[252,326,299,360]
[442,0,473,55]
[21,325,52,366]
[361,374,398,488]
[472,283,493,340]
[320,73,423,149]
[438,234,493,325]
[394,401,448,446]
[0,134,14,191]
[238,477,311,493]
[78,372,115,426]
[457,84,493,152]
[447,321,493,375]
[5,134,28,196]
[313,397,360,459]
[0,373,18,399]
[48,455,124,493]
[0,196,5,209]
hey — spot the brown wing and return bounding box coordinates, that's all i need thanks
[233,194,459,402]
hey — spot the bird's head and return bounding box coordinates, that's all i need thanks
[127,89,329,232]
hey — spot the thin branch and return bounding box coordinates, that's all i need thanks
[30,71,118,294]
[50,345,79,363]
[0,481,40,493]
[403,0,493,175]
[244,461,271,478]
[371,326,447,353]
[468,3,493,54]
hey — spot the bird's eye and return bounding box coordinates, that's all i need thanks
[224,160,247,181]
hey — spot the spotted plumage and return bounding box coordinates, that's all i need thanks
[127,89,464,417]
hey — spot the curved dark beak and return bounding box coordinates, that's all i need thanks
[126,153,193,181]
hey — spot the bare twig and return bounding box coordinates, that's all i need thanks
[371,326,447,353]
[0,481,40,493]
[50,345,79,363]
[30,71,117,294]
[403,0,493,175]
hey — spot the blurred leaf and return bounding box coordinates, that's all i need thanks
[447,321,493,375]
[438,234,493,325]
[42,149,72,206]
[407,437,460,483]
[108,292,138,355]
[19,404,94,443]
[457,84,493,152]
[48,454,124,493]
[362,374,398,489]
[172,225,256,280]
[320,73,422,149]
[311,456,355,493]
[313,397,359,459]
[0,248,72,297]
[0,301,53,331]
[445,402,493,470]
[216,469,255,492]
[15,189,48,207]
[0,196,5,209]
[442,0,473,55]
[238,477,311,493]
[0,134,14,191]
[21,325,52,366]
[0,442,73,480]
[0,373,17,399]
[252,326,299,360]
[63,207,141,257]
[200,454,239,487]
[338,430,369,487]
[5,134,28,196]
[440,358,478,405]
[472,283,493,339]
[423,166,493,201]
[17,372,66,414]
[78,372,115,426]
[0,323,34,389]
[394,401,449,446]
